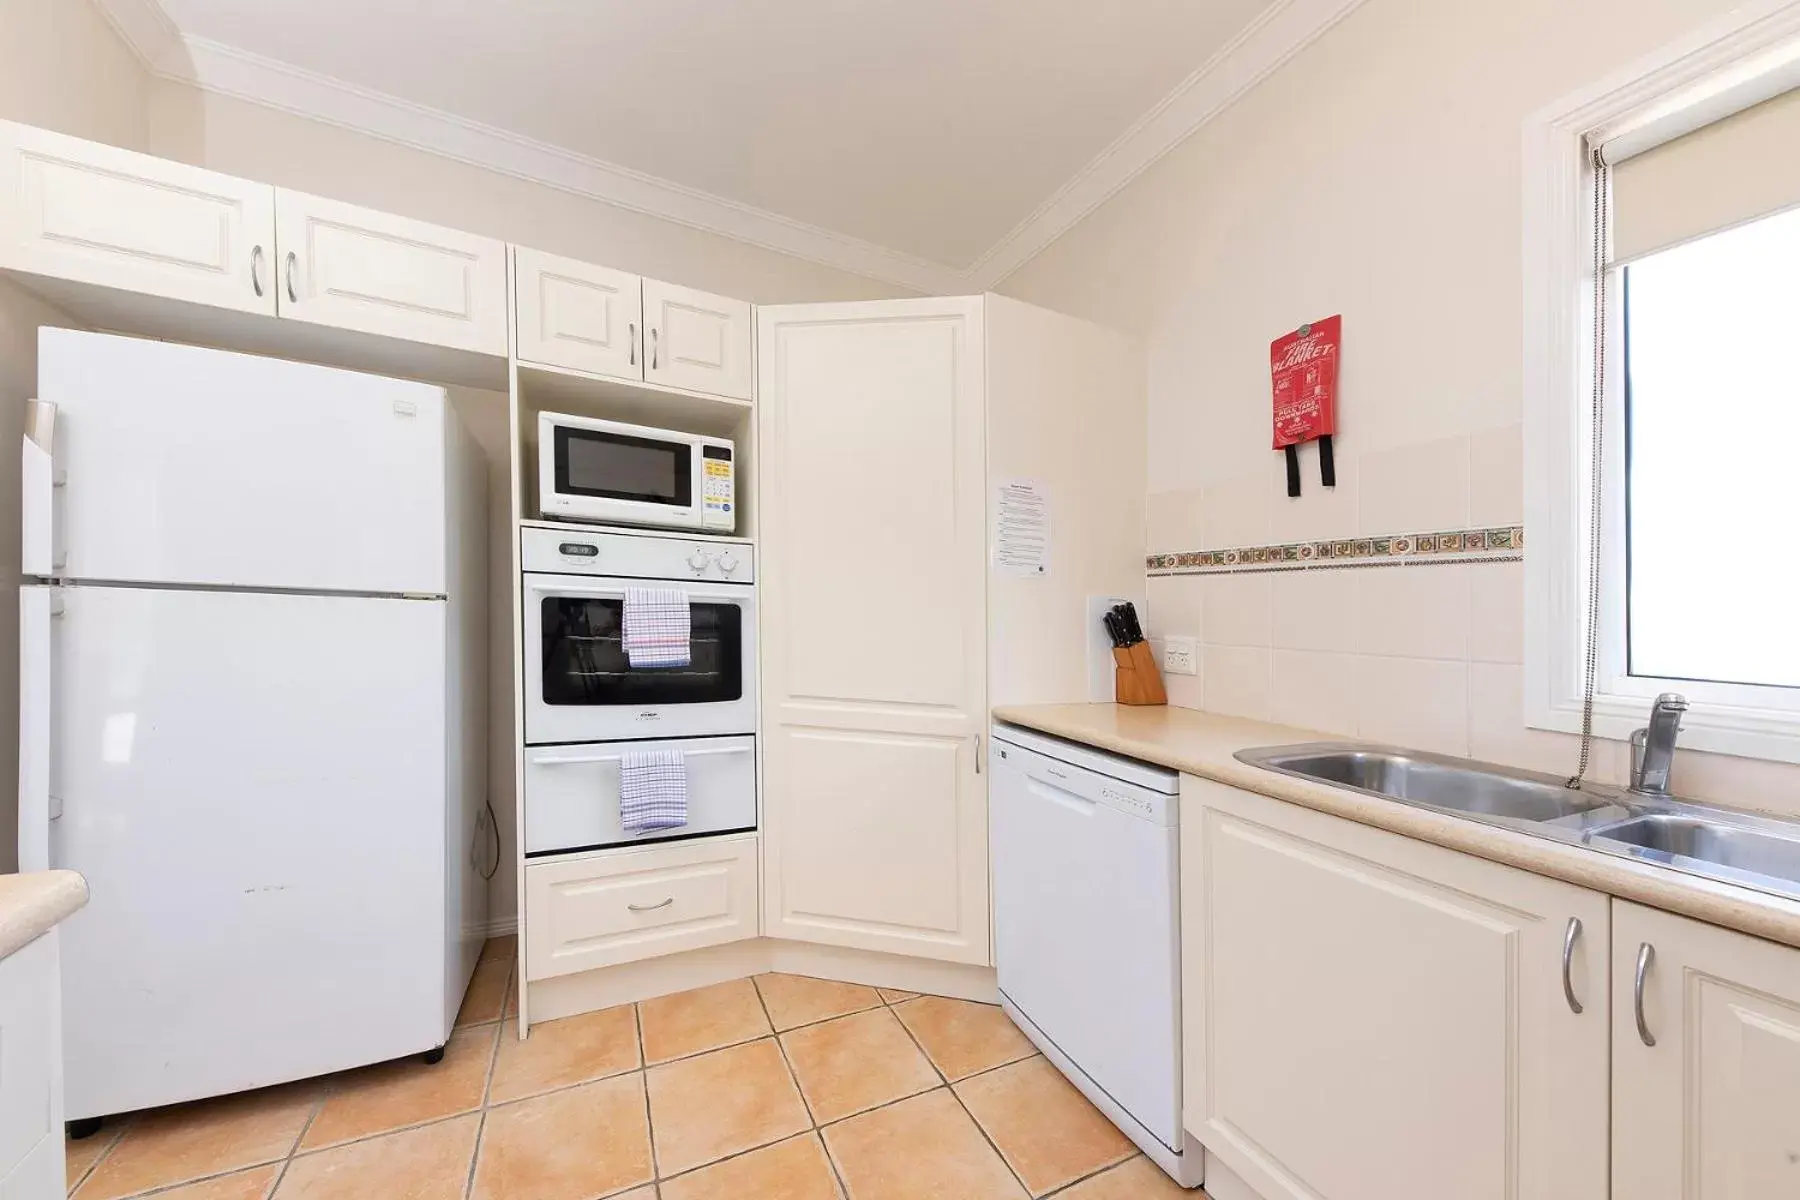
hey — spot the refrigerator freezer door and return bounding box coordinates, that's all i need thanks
[52,585,448,1118]
[38,328,448,595]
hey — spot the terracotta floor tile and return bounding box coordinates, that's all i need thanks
[645,1038,811,1176]
[893,996,1034,1081]
[754,974,881,1031]
[146,1165,280,1200]
[480,935,516,964]
[487,1008,640,1104]
[1052,1156,1196,1199]
[781,1009,937,1123]
[65,1123,126,1191]
[659,1133,840,1200]
[274,1114,478,1200]
[300,1023,496,1149]
[876,989,918,1005]
[639,978,772,1064]
[822,1089,1025,1200]
[456,957,512,1027]
[77,1081,319,1200]
[471,1074,652,1200]
[954,1057,1133,1196]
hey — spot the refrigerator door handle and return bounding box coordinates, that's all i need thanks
[18,586,57,871]
[21,426,57,578]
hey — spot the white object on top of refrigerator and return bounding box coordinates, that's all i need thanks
[19,329,490,1121]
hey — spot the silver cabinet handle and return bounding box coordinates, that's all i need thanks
[627,897,673,913]
[1634,941,1657,1046]
[651,327,659,370]
[1561,917,1583,1014]
[285,251,298,303]
[250,245,265,297]
[975,732,983,775]
[628,321,637,366]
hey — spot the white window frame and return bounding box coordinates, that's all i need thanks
[1524,0,1800,764]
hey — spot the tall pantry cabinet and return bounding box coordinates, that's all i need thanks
[756,295,1148,967]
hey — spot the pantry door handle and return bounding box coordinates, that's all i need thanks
[628,897,674,913]
[285,251,298,303]
[250,245,265,297]
[1560,917,1583,1014]
[1634,942,1657,1047]
[974,733,982,774]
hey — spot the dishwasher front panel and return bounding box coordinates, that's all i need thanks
[990,736,1183,1150]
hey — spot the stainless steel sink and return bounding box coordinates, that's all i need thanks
[1237,742,1800,905]
[1237,745,1620,827]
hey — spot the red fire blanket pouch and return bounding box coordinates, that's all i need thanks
[1271,315,1341,497]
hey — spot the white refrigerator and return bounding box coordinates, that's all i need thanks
[19,329,490,1121]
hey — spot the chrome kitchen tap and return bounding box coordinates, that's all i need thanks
[1629,692,1690,797]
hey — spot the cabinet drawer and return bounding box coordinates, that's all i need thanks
[0,120,275,315]
[514,248,642,380]
[525,835,758,980]
[275,189,507,355]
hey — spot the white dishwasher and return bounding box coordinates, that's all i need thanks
[990,724,1205,1189]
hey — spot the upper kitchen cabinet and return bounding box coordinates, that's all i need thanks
[0,121,276,316]
[1612,900,1800,1200]
[274,189,508,356]
[514,248,643,381]
[758,298,988,966]
[643,279,754,400]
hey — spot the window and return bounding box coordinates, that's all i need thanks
[1525,13,1800,763]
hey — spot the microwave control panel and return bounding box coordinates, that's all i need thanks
[701,444,735,529]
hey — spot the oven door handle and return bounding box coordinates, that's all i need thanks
[524,579,750,605]
[531,746,752,767]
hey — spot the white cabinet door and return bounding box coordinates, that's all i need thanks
[644,278,753,399]
[758,299,988,964]
[1184,778,1610,1200]
[514,248,643,379]
[0,121,275,315]
[0,932,62,1200]
[1613,900,1800,1199]
[275,189,507,355]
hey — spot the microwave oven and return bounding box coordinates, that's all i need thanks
[538,411,735,533]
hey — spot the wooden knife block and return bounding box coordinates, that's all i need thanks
[1113,642,1168,706]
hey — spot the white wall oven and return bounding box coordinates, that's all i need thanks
[537,411,735,533]
[521,528,756,745]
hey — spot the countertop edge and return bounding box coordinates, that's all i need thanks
[993,704,1800,953]
[0,870,89,962]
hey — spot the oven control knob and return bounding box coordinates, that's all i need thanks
[716,552,738,575]
[687,549,711,574]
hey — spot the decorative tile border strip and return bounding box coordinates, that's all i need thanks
[1146,525,1524,575]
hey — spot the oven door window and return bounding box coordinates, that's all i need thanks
[541,597,742,705]
[554,426,692,507]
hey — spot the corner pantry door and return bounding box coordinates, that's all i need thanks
[758,298,989,965]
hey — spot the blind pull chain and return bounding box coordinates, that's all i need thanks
[1567,146,1611,790]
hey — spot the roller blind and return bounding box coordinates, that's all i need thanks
[1610,85,1800,264]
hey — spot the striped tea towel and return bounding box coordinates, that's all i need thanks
[622,587,691,668]
[620,749,688,833]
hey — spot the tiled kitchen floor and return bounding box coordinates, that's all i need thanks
[63,938,1203,1199]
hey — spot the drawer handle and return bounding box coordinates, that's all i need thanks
[1561,917,1583,1014]
[1634,942,1656,1047]
[628,897,674,913]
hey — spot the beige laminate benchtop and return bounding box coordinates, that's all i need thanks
[0,869,88,961]
[992,702,1800,952]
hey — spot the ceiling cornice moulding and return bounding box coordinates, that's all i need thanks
[91,0,1368,296]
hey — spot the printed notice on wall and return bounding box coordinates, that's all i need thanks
[994,480,1051,577]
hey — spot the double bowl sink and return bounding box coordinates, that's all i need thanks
[1237,744,1800,904]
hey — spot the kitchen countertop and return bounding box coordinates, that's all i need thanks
[992,703,1800,951]
[0,870,88,961]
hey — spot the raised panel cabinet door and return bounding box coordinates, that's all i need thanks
[1612,900,1800,1199]
[0,121,276,315]
[1182,778,1610,1200]
[274,189,507,355]
[757,299,988,964]
[514,248,643,379]
[643,278,753,399]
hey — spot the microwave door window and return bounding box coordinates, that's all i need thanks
[541,597,743,705]
[557,428,692,506]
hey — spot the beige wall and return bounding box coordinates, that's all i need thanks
[1004,0,1800,816]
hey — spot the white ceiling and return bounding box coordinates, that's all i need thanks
[103,0,1365,289]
